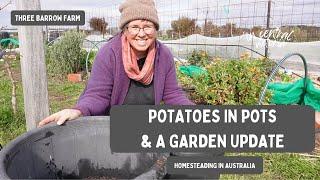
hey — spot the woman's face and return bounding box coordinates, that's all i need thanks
[124,20,157,52]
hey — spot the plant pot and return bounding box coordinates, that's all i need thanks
[0,117,165,179]
[67,73,82,82]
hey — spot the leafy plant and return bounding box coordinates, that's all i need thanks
[46,30,85,75]
[187,50,211,67]
[178,57,275,105]
[86,50,97,71]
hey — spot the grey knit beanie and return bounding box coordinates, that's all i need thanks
[119,0,159,30]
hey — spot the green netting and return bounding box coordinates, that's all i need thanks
[268,78,320,111]
[179,65,207,78]
[0,38,19,48]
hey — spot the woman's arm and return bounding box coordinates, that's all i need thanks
[75,45,115,116]
[38,45,115,127]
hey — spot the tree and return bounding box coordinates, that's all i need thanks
[220,23,238,37]
[202,21,220,37]
[171,16,199,37]
[251,26,263,37]
[89,17,108,36]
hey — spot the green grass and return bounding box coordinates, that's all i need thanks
[0,60,26,145]
[221,153,320,179]
[266,153,320,179]
[48,79,85,113]
[0,59,85,146]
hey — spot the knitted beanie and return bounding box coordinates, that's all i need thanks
[119,0,159,30]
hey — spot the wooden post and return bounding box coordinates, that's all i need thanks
[45,25,49,42]
[15,0,49,130]
[265,0,272,57]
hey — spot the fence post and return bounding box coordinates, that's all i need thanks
[15,0,50,130]
[265,0,272,57]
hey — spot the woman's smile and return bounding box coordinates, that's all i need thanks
[136,39,147,46]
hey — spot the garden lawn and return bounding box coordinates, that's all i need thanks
[0,59,85,145]
[221,153,320,179]
[0,59,25,146]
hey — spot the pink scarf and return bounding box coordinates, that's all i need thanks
[121,34,156,85]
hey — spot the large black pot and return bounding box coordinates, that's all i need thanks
[0,117,165,179]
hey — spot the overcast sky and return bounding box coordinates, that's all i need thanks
[1,0,319,30]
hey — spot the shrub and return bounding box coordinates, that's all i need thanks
[187,50,211,67]
[179,58,275,105]
[46,30,85,75]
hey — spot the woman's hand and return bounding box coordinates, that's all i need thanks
[38,109,82,127]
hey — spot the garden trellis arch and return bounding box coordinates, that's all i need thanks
[83,39,108,76]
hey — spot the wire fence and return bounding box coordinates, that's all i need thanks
[1,0,319,67]
[39,0,320,40]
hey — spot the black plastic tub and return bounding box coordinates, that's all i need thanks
[0,117,164,179]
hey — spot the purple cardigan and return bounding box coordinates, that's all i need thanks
[75,33,194,116]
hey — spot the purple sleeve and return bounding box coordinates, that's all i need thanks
[162,54,195,105]
[74,45,114,116]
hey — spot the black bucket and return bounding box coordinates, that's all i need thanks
[0,117,166,179]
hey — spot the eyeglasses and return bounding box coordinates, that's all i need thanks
[126,25,155,35]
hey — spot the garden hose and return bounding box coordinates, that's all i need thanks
[258,53,308,105]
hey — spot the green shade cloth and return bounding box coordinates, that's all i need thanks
[0,38,19,48]
[268,78,320,111]
[179,65,207,77]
